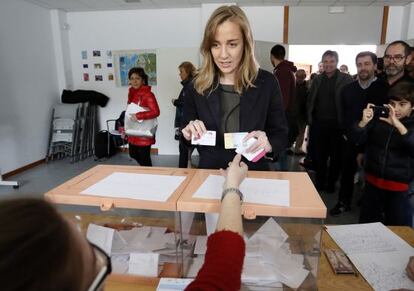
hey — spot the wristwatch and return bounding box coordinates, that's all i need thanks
[221,187,243,202]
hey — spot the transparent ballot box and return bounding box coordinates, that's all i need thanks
[177,169,327,290]
[44,165,195,283]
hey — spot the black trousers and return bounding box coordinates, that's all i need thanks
[129,144,152,166]
[309,120,342,190]
[359,182,412,226]
[337,137,359,206]
[178,141,193,168]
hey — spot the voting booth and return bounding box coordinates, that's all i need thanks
[177,169,327,290]
[45,165,195,282]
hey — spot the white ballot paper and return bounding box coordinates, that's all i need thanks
[326,222,414,291]
[157,278,193,291]
[193,175,290,207]
[191,130,216,146]
[81,172,186,202]
[86,223,114,255]
[194,236,208,255]
[205,213,219,236]
[129,253,160,277]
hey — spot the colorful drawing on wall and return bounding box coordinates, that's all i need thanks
[95,75,103,81]
[107,63,113,68]
[81,50,87,60]
[93,50,101,57]
[108,73,114,81]
[83,73,89,81]
[106,50,112,58]
[83,64,88,68]
[113,50,157,86]
[94,63,102,69]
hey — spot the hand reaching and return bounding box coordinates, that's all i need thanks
[220,154,248,189]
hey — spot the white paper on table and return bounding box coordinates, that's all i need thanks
[193,175,290,207]
[81,172,186,202]
[86,223,114,255]
[128,253,159,277]
[157,278,194,291]
[326,222,412,255]
[186,255,205,278]
[349,250,414,291]
[194,236,208,255]
[205,213,219,236]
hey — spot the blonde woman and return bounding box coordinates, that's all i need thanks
[181,5,287,170]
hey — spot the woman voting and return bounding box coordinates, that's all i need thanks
[181,5,287,170]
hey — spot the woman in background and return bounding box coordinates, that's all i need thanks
[125,67,160,166]
[172,61,197,168]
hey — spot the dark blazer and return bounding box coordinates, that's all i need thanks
[306,70,353,125]
[182,69,288,170]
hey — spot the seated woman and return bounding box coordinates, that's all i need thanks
[0,154,247,291]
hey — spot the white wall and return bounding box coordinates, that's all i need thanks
[289,6,383,44]
[64,5,284,155]
[0,0,59,173]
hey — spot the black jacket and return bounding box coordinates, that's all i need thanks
[306,70,353,125]
[352,116,414,184]
[173,78,192,128]
[182,69,288,170]
[341,78,389,140]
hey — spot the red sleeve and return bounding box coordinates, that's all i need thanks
[185,230,245,291]
[275,69,295,110]
[136,92,160,120]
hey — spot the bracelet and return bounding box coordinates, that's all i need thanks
[221,188,243,202]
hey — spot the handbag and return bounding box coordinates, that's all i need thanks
[124,103,158,137]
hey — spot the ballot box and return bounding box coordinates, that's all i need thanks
[45,165,195,283]
[176,169,327,290]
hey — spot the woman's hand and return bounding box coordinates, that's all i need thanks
[359,103,374,128]
[181,119,206,141]
[243,130,272,153]
[220,154,248,189]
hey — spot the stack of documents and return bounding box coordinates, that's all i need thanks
[87,223,178,277]
[187,218,310,289]
[326,223,414,291]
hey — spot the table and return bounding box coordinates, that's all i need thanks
[64,212,414,291]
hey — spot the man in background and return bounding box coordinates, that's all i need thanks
[306,50,353,192]
[330,51,388,216]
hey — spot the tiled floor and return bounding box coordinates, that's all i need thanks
[0,151,362,224]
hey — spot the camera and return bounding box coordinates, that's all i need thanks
[371,105,389,118]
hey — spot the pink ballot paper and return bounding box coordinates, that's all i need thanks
[235,137,266,162]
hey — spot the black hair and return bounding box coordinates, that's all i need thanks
[128,67,149,85]
[388,81,414,104]
[355,51,378,65]
[270,44,286,60]
[322,50,339,62]
[385,40,411,57]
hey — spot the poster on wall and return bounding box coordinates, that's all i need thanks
[112,50,157,87]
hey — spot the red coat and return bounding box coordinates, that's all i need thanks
[185,230,245,291]
[126,85,160,146]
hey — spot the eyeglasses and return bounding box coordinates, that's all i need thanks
[383,54,406,62]
[87,242,112,291]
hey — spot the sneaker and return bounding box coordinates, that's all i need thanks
[329,203,351,216]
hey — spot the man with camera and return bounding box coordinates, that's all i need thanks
[352,82,414,226]
[330,51,389,216]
